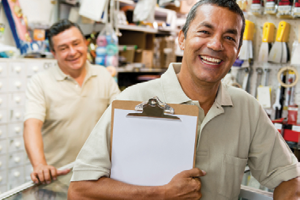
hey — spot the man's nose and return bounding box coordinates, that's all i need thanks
[68,46,76,55]
[207,35,224,51]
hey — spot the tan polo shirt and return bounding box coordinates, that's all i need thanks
[71,63,300,200]
[24,62,120,168]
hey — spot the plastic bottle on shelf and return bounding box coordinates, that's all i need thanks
[95,24,118,70]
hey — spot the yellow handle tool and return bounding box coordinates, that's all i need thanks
[262,22,275,43]
[276,21,290,42]
[243,20,255,41]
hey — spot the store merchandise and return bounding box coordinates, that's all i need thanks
[79,0,108,22]
[265,0,278,14]
[2,0,51,56]
[268,21,290,63]
[95,24,118,70]
[258,22,275,63]
[2,0,31,54]
[293,0,300,17]
[239,20,255,60]
[291,26,300,65]
[277,0,293,18]
[251,0,264,15]
[133,0,156,22]
[288,105,298,124]
[153,36,176,69]
[285,71,296,107]
[237,0,248,12]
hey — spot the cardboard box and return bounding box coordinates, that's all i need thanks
[134,50,153,68]
[119,49,135,63]
[119,31,154,50]
[153,36,176,68]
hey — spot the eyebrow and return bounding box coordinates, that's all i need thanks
[197,22,214,29]
[197,21,238,35]
[57,44,67,49]
[57,39,81,49]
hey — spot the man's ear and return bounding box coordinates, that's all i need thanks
[236,40,243,59]
[236,46,241,60]
[178,30,185,50]
[51,51,56,59]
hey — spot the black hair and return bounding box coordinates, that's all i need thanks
[182,0,245,49]
[48,19,84,51]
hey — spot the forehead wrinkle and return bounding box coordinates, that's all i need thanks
[196,21,214,30]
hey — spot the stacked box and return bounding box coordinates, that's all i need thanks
[153,36,176,68]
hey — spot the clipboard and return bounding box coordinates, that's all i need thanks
[110,97,199,186]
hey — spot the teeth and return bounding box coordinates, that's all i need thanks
[200,56,221,63]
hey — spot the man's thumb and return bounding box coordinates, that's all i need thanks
[57,168,71,175]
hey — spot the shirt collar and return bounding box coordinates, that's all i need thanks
[215,82,233,107]
[54,61,97,81]
[161,63,233,107]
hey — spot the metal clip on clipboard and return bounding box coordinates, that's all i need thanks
[127,97,180,120]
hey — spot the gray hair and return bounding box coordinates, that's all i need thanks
[182,0,245,48]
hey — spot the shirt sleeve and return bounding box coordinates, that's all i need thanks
[71,105,112,181]
[248,105,300,189]
[24,75,46,122]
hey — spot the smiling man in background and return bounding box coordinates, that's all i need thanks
[23,19,120,184]
[68,0,300,199]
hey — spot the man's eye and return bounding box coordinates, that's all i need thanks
[59,48,66,51]
[225,36,235,41]
[199,30,209,34]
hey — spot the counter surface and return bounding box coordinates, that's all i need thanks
[1,167,273,200]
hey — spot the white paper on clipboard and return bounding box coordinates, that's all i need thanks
[79,0,108,21]
[110,109,198,186]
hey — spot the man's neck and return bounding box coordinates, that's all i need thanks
[177,72,220,115]
[58,64,87,86]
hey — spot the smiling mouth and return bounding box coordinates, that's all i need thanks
[200,55,223,65]
[68,57,80,62]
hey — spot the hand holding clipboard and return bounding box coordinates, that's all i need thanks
[110,97,201,186]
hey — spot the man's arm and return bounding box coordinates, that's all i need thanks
[273,177,300,200]
[23,118,70,184]
[68,168,206,200]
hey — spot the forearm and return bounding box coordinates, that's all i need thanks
[68,177,165,200]
[273,177,300,200]
[23,119,46,167]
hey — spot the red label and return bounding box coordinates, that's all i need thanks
[252,0,261,3]
[284,129,300,143]
[278,0,293,5]
[295,2,300,7]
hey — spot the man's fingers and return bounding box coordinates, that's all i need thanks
[37,170,46,183]
[50,167,58,181]
[184,168,206,178]
[57,168,71,175]
[31,172,39,183]
[43,169,52,183]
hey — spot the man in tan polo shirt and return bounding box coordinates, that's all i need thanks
[68,1,300,199]
[23,20,120,184]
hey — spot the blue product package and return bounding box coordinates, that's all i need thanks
[96,47,106,56]
[95,56,106,66]
[106,44,118,56]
